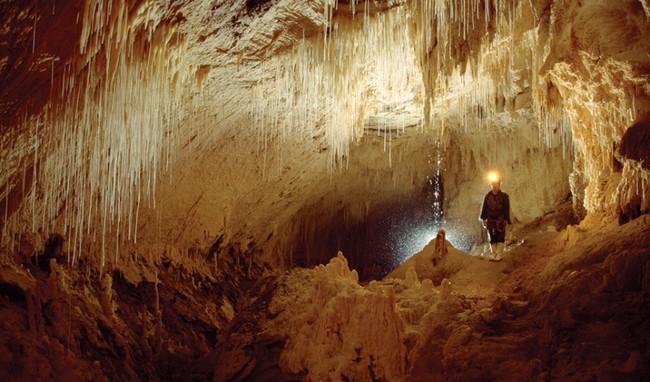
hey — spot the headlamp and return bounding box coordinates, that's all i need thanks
[487,171,500,184]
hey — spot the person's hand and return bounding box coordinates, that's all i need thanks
[482,219,487,228]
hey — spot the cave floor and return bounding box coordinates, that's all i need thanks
[1,208,649,381]
[412,210,650,381]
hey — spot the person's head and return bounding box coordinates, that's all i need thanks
[487,171,501,192]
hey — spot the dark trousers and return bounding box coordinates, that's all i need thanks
[486,219,506,243]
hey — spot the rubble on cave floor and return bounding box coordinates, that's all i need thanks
[215,211,650,381]
[1,210,648,381]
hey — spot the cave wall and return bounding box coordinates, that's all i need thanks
[0,0,648,277]
[538,0,650,215]
[0,241,262,381]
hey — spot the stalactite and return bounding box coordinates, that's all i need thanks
[248,0,555,177]
[1,0,190,266]
[250,5,421,172]
[2,0,648,267]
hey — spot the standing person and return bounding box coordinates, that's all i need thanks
[479,172,511,261]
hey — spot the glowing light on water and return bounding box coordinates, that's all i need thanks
[396,224,476,264]
[396,225,436,263]
[428,140,445,227]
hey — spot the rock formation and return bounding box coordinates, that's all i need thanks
[1,0,649,380]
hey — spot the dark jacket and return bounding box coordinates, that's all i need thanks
[480,190,511,223]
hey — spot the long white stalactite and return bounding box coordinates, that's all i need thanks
[1,0,189,266]
[250,5,422,170]
[251,0,647,212]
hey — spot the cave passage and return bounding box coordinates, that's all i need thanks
[291,175,481,281]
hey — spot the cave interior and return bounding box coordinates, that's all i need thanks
[1,0,650,381]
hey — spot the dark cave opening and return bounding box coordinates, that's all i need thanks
[291,199,482,282]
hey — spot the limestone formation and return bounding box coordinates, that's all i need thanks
[1,0,649,381]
